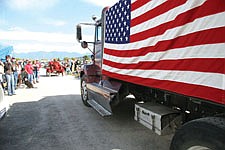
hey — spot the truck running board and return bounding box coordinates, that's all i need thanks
[87,99,112,116]
[87,83,118,116]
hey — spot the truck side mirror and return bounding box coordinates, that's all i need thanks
[76,25,82,42]
[81,41,88,49]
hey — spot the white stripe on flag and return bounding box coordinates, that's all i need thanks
[103,43,225,64]
[131,0,167,19]
[103,64,225,90]
[131,0,206,35]
[131,0,137,3]
[105,12,225,50]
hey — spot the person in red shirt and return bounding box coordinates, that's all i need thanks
[25,60,34,83]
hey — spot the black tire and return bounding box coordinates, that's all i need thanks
[110,85,128,107]
[46,71,51,77]
[80,76,90,107]
[170,117,225,150]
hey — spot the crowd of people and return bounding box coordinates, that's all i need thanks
[0,55,92,96]
[0,55,41,96]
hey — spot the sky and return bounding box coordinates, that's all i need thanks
[0,0,118,54]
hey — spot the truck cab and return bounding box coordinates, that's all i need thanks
[76,8,122,116]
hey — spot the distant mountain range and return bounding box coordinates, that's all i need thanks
[13,51,88,60]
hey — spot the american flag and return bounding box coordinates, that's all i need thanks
[102,0,225,104]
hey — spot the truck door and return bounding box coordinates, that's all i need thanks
[94,25,103,76]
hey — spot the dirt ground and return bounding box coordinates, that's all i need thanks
[0,75,172,150]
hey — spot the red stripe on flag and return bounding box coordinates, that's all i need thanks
[131,0,151,11]
[104,27,225,57]
[130,0,225,42]
[102,69,225,105]
[131,0,187,27]
[103,58,225,74]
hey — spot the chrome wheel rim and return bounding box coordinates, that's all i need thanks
[187,146,211,150]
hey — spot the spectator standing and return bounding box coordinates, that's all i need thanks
[70,59,73,73]
[74,60,81,77]
[4,55,15,96]
[65,59,71,75]
[32,61,36,84]
[33,60,41,83]
[12,58,19,89]
[0,60,5,89]
[25,60,34,83]
[17,61,22,88]
[22,59,27,69]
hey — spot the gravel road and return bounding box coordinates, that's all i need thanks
[0,75,172,150]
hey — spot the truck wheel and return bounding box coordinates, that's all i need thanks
[80,76,90,107]
[46,71,51,77]
[170,117,225,150]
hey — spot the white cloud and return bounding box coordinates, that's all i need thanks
[41,19,67,27]
[0,29,75,43]
[46,20,67,26]
[83,0,119,7]
[0,28,93,54]
[6,0,59,10]
[0,18,7,25]
[8,26,27,31]
[12,43,85,53]
[0,27,94,43]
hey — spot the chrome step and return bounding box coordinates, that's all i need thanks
[87,99,112,116]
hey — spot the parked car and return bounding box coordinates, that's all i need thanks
[0,86,9,120]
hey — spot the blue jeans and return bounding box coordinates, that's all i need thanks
[34,70,39,82]
[6,74,15,95]
[27,74,33,83]
[13,71,18,89]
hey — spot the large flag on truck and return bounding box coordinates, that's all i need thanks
[102,0,225,104]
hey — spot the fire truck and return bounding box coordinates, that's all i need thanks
[76,0,225,149]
